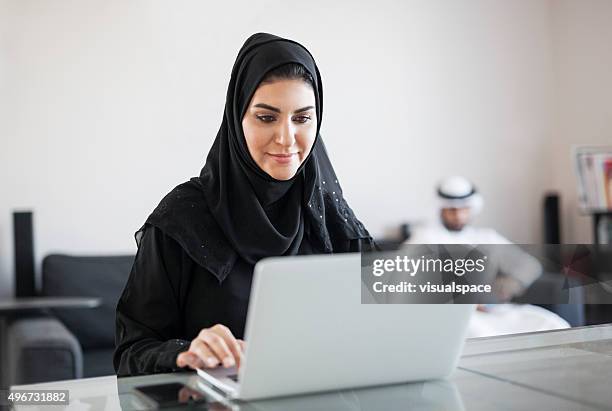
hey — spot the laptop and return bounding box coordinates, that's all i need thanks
[197,253,474,400]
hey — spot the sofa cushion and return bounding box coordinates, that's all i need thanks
[42,254,134,349]
[7,316,82,384]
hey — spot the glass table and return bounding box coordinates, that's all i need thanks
[8,324,612,410]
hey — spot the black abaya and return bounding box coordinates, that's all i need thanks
[113,33,374,376]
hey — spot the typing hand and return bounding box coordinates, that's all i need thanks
[176,324,245,370]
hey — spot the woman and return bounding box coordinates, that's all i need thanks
[113,33,374,377]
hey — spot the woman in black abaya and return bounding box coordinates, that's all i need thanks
[113,33,374,376]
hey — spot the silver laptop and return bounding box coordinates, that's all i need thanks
[197,253,474,401]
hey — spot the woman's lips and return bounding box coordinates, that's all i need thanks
[267,153,298,164]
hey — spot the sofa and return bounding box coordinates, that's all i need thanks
[5,254,134,385]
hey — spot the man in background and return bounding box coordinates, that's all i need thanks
[407,176,569,337]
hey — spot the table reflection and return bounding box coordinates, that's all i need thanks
[190,377,464,411]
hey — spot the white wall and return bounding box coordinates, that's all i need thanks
[1,0,605,296]
[550,0,612,243]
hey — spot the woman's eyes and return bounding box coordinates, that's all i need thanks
[256,115,276,123]
[255,114,312,124]
[293,115,312,124]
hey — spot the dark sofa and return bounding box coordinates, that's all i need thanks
[5,254,133,385]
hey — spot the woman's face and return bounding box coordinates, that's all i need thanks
[242,79,317,181]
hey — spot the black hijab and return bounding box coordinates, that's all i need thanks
[138,33,372,282]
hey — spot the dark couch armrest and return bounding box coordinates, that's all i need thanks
[6,316,83,385]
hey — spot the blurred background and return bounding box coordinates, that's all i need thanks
[2,0,612,293]
[1,0,611,386]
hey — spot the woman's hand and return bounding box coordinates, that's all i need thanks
[176,324,245,370]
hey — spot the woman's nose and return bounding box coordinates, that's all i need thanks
[274,119,296,147]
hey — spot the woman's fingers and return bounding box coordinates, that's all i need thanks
[176,351,205,369]
[190,338,221,368]
[176,324,244,370]
[209,325,243,367]
[177,338,219,369]
[200,328,238,368]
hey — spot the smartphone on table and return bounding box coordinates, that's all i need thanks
[133,382,209,409]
